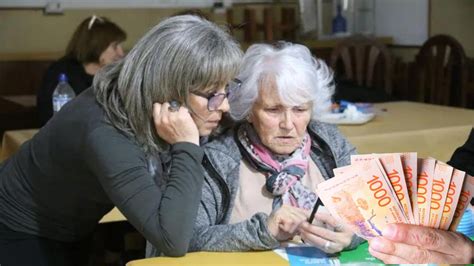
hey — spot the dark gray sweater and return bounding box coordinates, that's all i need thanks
[0,88,204,257]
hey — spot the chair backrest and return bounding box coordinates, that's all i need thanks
[415,34,467,106]
[226,6,297,43]
[330,34,393,96]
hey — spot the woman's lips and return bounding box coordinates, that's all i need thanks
[275,136,296,143]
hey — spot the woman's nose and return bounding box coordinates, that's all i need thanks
[279,111,294,130]
[116,45,125,58]
[217,97,230,113]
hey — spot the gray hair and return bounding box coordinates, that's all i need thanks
[229,42,334,121]
[94,15,242,153]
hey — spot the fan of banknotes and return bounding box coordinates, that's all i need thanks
[317,153,473,239]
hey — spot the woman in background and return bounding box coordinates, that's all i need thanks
[37,15,126,125]
[0,15,241,265]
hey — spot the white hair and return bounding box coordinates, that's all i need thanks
[229,42,334,121]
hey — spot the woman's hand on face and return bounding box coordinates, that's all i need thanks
[299,212,353,254]
[267,205,309,241]
[153,102,199,145]
[368,223,473,264]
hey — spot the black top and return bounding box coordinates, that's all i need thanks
[448,128,474,176]
[0,88,204,256]
[37,57,93,126]
[447,128,474,205]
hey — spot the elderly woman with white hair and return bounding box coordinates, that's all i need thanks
[186,42,364,254]
[0,15,242,264]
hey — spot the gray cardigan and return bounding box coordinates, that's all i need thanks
[146,121,363,256]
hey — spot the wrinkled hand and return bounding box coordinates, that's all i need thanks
[369,223,474,264]
[299,212,353,254]
[152,102,199,145]
[267,205,309,241]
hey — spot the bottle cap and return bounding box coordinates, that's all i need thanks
[58,73,68,82]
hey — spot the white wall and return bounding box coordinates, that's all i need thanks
[375,0,429,46]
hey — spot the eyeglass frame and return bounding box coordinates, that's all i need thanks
[191,78,242,111]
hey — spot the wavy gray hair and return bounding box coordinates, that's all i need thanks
[94,15,242,153]
[229,42,334,121]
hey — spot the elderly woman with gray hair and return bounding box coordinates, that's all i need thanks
[186,42,364,254]
[0,15,242,265]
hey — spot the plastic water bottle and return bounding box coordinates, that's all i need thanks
[52,73,75,113]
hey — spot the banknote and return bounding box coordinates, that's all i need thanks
[400,152,418,223]
[332,164,352,176]
[428,161,453,228]
[318,160,407,239]
[416,158,436,226]
[439,169,466,230]
[317,170,376,238]
[449,174,474,231]
[321,153,473,237]
[351,154,414,223]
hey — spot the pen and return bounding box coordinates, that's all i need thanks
[307,197,324,224]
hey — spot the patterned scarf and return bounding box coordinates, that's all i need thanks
[237,123,318,211]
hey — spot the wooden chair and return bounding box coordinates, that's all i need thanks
[330,34,393,98]
[226,6,297,43]
[414,34,467,106]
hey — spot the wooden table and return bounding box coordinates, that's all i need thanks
[126,241,379,265]
[1,101,473,223]
[126,234,474,266]
[0,128,37,162]
[128,251,287,266]
[338,101,474,162]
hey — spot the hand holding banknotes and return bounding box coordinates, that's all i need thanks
[317,150,474,263]
[299,212,354,253]
[368,223,473,264]
[267,205,309,241]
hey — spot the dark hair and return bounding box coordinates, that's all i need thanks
[65,16,126,64]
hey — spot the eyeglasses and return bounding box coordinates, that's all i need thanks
[192,78,242,111]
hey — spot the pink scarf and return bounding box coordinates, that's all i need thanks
[237,123,318,211]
